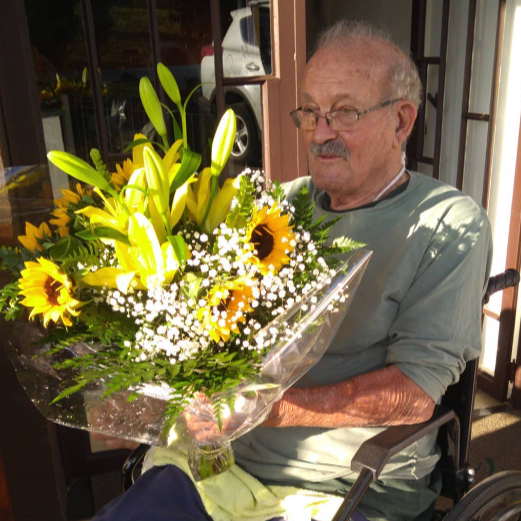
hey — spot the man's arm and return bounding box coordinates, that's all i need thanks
[263,365,435,428]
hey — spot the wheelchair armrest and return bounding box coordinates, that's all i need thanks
[350,405,455,480]
[122,443,151,492]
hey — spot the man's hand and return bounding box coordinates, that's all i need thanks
[181,394,254,444]
[262,365,435,429]
[91,432,140,451]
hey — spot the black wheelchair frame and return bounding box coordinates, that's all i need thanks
[123,269,521,521]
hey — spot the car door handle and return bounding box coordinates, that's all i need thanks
[246,62,260,71]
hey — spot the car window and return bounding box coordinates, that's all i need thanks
[240,16,257,47]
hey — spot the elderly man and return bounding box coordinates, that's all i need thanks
[94,21,492,521]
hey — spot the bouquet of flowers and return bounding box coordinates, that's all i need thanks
[0,64,371,480]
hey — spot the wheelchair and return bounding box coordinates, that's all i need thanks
[122,269,521,521]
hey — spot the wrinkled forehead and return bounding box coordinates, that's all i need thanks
[302,43,393,106]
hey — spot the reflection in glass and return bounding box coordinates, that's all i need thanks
[423,64,439,159]
[93,0,154,156]
[198,1,271,173]
[158,1,211,171]
[217,0,272,79]
[468,0,500,114]
[424,0,443,57]
[462,120,488,205]
[199,83,264,176]
[25,0,91,193]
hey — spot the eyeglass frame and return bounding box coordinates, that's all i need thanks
[289,98,402,130]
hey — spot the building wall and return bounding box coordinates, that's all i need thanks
[323,0,413,53]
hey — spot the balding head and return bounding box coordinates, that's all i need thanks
[297,21,419,210]
[310,21,422,110]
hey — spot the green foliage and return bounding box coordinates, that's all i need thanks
[90,149,110,182]
[225,175,255,230]
[0,281,23,321]
[0,246,26,273]
[51,240,101,275]
[78,303,139,346]
[290,186,315,229]
[269,180,286,202]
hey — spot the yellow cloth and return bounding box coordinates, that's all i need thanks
[149,447,343,521]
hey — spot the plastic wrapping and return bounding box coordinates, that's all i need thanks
[0,166,372,479]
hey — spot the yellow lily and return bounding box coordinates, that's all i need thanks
[206,176,242,233]
[81,215,181,293]
[164,139,183,176]
[82,267,145,294]
[131,133,152,167]
[169,175,196,229]
[124,167,148,214]
[186,167,212,226]
[186,169,241,233]
[75,187,129,234]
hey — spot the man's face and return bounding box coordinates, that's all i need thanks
[300,44,398,203]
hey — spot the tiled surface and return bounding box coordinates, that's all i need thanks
[474,389,503,410]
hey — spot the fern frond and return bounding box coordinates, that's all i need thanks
[226,175,255,230]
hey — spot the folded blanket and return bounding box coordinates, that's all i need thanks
[148,446,344,521]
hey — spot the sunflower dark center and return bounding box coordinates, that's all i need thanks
[44,277,61,306]
[218,295,232,313]
[251,224,274,260]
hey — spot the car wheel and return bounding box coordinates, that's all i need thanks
[229,102,258,166]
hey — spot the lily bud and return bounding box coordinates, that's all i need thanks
[157,63,181,105]
[211,109,236,177]
[143,147,169,217]
[139,77,167,140]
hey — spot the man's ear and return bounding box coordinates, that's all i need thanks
[393,101,417,148]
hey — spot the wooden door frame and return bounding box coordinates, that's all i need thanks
[479,110,521,403]
[262,0,307,183]
[0,0,47,167]
[510,111,521,409]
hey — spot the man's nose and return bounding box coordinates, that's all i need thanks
[311,116,338,144]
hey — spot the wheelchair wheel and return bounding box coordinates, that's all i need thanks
[442,471,521,520]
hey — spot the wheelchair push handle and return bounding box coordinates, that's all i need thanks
[483,268,520,305]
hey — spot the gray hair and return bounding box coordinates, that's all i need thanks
[312,20,423,109]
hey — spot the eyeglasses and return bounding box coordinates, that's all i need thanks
[290,99,401,131]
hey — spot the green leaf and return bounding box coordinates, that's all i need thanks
[172,113,183,142]
[167,235,188,267]
[49,235,78,261]
[332,236,366,251]
[181,272,202,302]
[157,63,181,105]
[170,149,202,192]
[47,151,110,190]
[76,227,131,245]
[0,246,25,273]
[139,77,167,143]
[50,381,89,405]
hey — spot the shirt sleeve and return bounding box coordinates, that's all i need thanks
[385,201,493,403]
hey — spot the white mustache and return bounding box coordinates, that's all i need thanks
[310,140,350,160]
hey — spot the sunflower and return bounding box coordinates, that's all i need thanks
[18,221,51,252]
[50,183,92,237]
[245,204,296,275]
[197,278,254,343]
[110,159,135,191]
[18,258,82,327]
